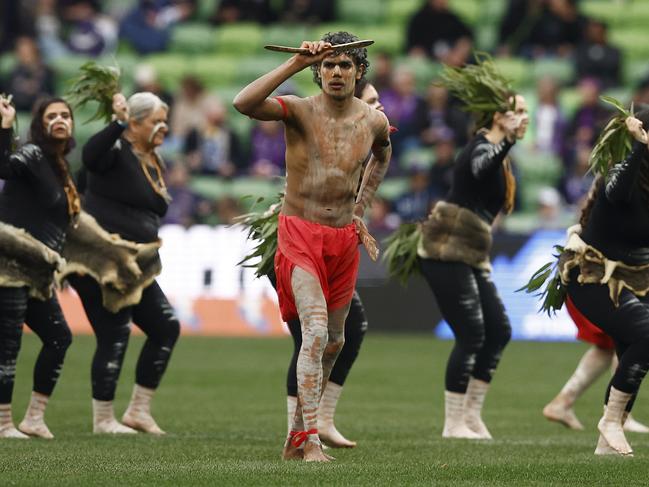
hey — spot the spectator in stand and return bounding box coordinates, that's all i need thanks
[163,162,200,227]
[633,78,649,106]
[414,82,469,149]
[498,0,587,58]
[36,0,117,58]
[428,131,456,200]
[559,144,594,207]
[280,0,336,24]
[533,76,566,157]
[183,96,243,177]
[215,196,243,225]
[0,1,28,54]
[119,0,195,55]
[249,120,286,178]
[536,186,569,229]
[563,77,612,168]
[395,166,434,222]
[169,75,209,141]
[133,64,174,110]
[366,197,400,236]
[2,36,54,112]
[405,0,473,66]
[575,19,621,89]
[370,51,394,93]
[210,0,276,24]
[380,66,426,164]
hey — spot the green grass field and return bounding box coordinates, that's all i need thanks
[1,334,649,486]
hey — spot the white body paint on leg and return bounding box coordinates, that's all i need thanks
[18,392,53,439]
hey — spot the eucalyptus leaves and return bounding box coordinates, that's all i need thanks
[438,52,514,129]
[382,223,422,286]
[588,96,634,177]
[517,246,567,316]
[236,196,281,278]
[66,61,121,123]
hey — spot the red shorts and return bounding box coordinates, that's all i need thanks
[566,295,615,350]
[274,214,360,322]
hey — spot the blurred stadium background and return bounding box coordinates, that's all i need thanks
[0,0,645,337]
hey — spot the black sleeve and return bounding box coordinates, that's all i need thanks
[605,141,648,203]
[0,128,28,179]
[470,137,514,179]
[75,166,87,194]
[81,121,126,173]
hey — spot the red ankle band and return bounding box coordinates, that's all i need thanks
[290,429,318,448]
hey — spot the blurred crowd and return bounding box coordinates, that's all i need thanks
[0,0,645,233]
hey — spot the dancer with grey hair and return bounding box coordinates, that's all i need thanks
[67,92,180,435]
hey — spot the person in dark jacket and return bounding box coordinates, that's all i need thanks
[0,96,78,439]
[68,92,180,435]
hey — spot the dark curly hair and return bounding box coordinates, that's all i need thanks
[311,31,370,88]
[29,96,75,156]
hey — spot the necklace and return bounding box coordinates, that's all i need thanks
[125,137,171,203]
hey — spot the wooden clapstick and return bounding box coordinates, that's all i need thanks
[264,40,374,54]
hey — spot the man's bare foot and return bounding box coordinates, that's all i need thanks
[282,432,304,460]
[319,426,357,448]
[282,441,304,460]
[304,438,332,462]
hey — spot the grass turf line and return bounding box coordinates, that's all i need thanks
[1,334,648,486]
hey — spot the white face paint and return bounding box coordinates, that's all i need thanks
[148,122,168,144]
[47,115,72,137]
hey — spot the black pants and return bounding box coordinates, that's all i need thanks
[68,275,180,401]
[0,286,72,404]
[419,258,511,393]
[285,291,368,397]
[567,268,649,410]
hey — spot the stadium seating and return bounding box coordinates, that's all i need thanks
[170,23,218,54]
[3,0,649,222]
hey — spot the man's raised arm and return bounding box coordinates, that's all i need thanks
[232,40,332,121]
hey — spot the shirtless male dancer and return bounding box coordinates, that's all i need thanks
[234,31,391,462]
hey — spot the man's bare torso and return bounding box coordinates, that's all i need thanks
[281,94,381,227]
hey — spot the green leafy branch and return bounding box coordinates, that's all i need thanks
[517,245,566,316]
[438,52,514,128]
[382,223,422,286]
[66,61,121,123]
[588,96,633,177]
[235,194,282,278]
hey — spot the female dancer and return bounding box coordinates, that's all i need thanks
[67,92,180,435]
[543,305,649,433]
[0,95,78,438]
[556,109,649,455]
[417,59,528,439]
